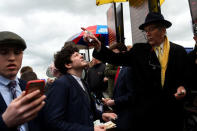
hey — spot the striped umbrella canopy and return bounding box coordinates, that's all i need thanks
[70,25,109,49]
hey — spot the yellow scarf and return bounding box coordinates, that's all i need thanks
[154,36,170,87]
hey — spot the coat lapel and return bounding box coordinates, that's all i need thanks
[66,74,91,111]
[164,42,174,87]
[0,93,7,113]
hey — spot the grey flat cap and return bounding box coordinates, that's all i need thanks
[0,31,26,50]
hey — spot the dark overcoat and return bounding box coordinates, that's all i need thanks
[93,42,190,131]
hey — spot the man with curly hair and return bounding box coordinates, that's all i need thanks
[42,42,117,131]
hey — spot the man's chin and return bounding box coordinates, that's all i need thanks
[149,42,157,46]
[83,63,89,69]
[5,71,17,79]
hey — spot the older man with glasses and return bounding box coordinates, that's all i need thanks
[83,12,191,131]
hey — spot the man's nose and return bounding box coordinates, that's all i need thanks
[8,52,16,60]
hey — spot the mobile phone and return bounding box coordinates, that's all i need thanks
[81,27,96,44]
[25,80,45,95]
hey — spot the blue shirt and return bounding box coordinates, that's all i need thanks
[0,75,28,131]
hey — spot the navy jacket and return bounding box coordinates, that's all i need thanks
[42,74,102,131]
[112,67,134,130]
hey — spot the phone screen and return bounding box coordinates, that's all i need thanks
[25,80,45,95]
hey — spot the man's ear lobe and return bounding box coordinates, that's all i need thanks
[65,63,72,69]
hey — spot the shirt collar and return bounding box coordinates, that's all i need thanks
[71,75,81,81]
[160,42,164,50]
[0,75,19,86]
[154,42,164,49]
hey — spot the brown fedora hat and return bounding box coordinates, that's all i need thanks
[139,12,172,30]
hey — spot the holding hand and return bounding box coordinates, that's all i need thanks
[2,90,46,128]
[94,125,106,131]
[82,27,102,51]
[102,113,117,122]
[102,98,115,106]
[174,86,186,100]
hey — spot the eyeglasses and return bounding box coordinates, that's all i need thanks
[142,25,159,40]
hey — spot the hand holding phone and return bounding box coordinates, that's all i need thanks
[81,27,96,43]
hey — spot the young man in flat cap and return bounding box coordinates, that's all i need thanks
[83,12,190,131]
[0,31,46,131]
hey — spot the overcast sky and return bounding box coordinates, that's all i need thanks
[0,0,195,79]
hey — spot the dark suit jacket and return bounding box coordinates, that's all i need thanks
[0,79,40,131]
[188,45,197,91]
[42,74,101,131]
[87,63,107,99]
[93,42,190,131]
[112,67,134,130]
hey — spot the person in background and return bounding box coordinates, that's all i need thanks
[104,42,127,98]
[0,31,46,131]
[42,43,117,131]
[87,58,107,100]
[86,57,108,112]
[45,62,62,93]
[46,63,62,80]
[20,66,33,76]
[188,33,197,91]
[103,67,134,131]
[187,33,197,108]
[102,45,133,130]
[20,71,38,82]
[83,12,190,131]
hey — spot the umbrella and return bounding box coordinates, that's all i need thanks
[72,25,108,47]
[68,25,109,61]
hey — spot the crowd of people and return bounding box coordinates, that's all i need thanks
[0,12,196,131]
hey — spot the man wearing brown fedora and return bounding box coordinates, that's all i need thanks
[0,31,46,131]
[83,12,190,131]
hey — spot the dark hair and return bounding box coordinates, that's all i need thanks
[20,71,38,82]
[54,43,79,74]
[20,66,33,74]
[109,42,127,52]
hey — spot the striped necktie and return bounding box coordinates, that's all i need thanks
[7,81,21,131]
[7,81,17,99]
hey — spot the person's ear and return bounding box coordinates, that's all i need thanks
[65,63,72,69]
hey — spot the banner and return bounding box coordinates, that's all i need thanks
[129,0,164,8]
[96,0,128,6]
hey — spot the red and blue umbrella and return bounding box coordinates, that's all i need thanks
[71,25,109,49]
